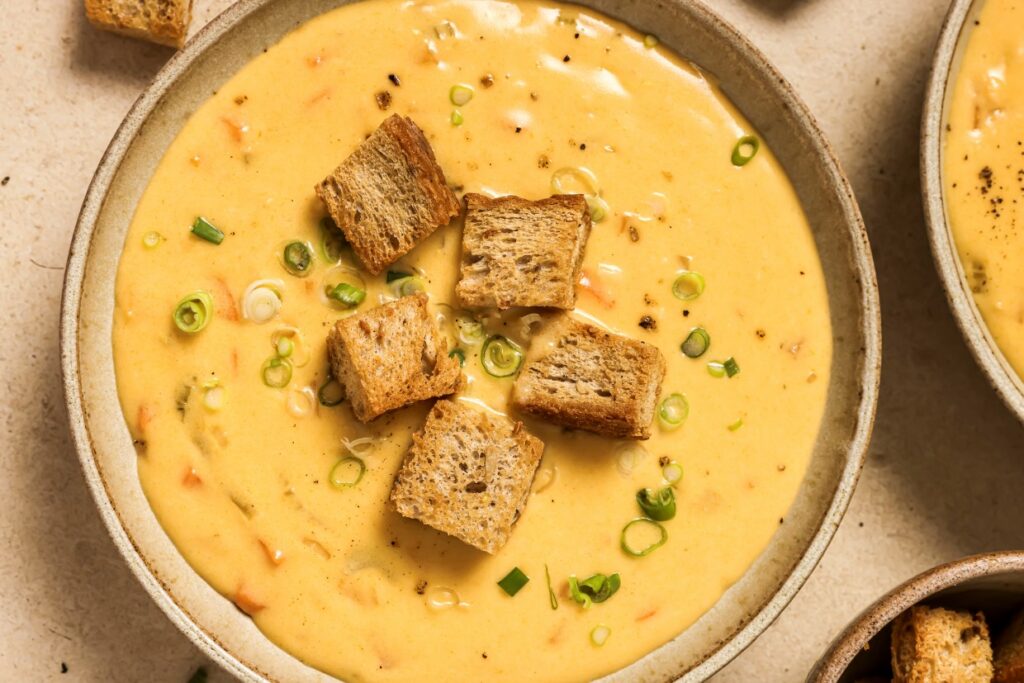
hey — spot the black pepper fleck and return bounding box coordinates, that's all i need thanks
[2,176,9,186]
[562,55,571,62]
[639,315,656,331]
[375,91,392,111]
[388,73,401,86]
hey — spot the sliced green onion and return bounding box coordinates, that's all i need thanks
[662,461,684,486]
[481,335,523,378]
[707,361,726,378]
[672,271,705,301]
[731,135,760,167]
[282,241,314,277]
[724,357,740,377]
[643,34,659,48]
[390,275,426,297]
[586,195,609,223]
[329,456,365,488]
[386,270,411,283]
[202,385,226,412]
[551,166,600,196]
[271,327,310,367]
[451,109,464,126]
[318,377,345,406]
[577,573,620,603]
[449,348,466,367]
[319,217,347,263]
[621,518,668,557]
[142,231,164,249]
[545,564,558,610]
[636,487,676,521]
[242,280,283,323]
[455,316,486,345]
[191,216,224,245]
[681,327,710,358]
[590,624,611,647]
[568,576,591,609]
[728,418,744,431]
[449,83,475,106]
[497,567,529,596]
[275,336,294,358]
[327,283,366,308]
[261,356,293,388]
[173,291,214,334]
[657,393,688,431]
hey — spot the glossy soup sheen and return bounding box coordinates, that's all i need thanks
[112,1,832,681]
[945,0,1024,378]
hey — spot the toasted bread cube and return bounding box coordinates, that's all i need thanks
[891,605,993,683]
[456,193,592,309]
[84,0,192,48]
[390,399,544,553]
[512,316,666,440]
[326,293,461,422]
[315,115,460,275]
[995,608,1024,682]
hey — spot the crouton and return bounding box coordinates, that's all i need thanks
[315,115,460,275]
[326,293,461,422]
[511,316,666,439]
[995,608,1024,682]
[456,193,592,309]
[390,399,544,554]
[84,0,192,48]
[891,605,993,683]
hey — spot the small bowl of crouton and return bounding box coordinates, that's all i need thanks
[809,551,1024,683]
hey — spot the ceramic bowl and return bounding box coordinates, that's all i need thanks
[808,552,1024,682]
[922,0,1024,423]
[60,0,880,680]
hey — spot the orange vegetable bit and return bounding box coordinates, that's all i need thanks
[233,585,266,616]
[220,116,250,143]
[577,268,616,308]
[181,467,203,488]
[258,539,285,567]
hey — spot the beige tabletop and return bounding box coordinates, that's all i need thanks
[3,0,1022,680]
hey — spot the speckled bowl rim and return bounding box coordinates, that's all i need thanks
[60,0,880,681]
[921,0,1024,424]
[807,551,1024,682]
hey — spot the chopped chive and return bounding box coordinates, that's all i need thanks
[327,282,366,308]
[621,518,668,557]
[657,393,688,431]
[261,356,293,388]
[386,270,411,283]
[672,271,705,301]
[568,576,591,609]
[662,461,684,486]
[731,135,760,167]
[318,377,345,406]
[191,216,224,245]
[728,418,744,432]
[282,241,314,277]
[173,291,214,334]
[724,357,740,377]
[590,624,611,647]
[636,486,676,521]
[643,34,659,48]
[142,231,164,249]
[451,109,464,126]
[545,564,558,610]
[569,573,620,608]
[449,348,466,367]
[329,456,365,488]
[681,327,710,358]
[449,83,475,106]
[707,361,726,378]
[481,335,523,378]
[497,567,529,596]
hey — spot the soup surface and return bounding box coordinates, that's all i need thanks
[112,1,831,680]
[945,0,1024,377]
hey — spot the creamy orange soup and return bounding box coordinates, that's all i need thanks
[112,1,832,680]
[945,0,1024,377]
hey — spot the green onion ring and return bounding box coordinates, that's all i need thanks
[481,335,524,378]
[329,456,366,488]
[318,377,345,406]
[449,83,475,106]
[261,356,293,388]
[707,361,726,378]
[451,109,464,126]
[590,624,611,647]
[636,486,677,521]
[657,393,688,431]
[662,461,684,486]
[142,231,164,249]
[455,316,486,345]
[173,291,214,334]
[282,241,314,277]
[672,271,705,301]
[621,518,668,557]
[681,327,710,358]
[731,135,760,167]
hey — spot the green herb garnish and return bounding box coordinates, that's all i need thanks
[261,356,293,388]
[497,567,529,596]
[318,377,345,406]
[672,271,705,301]
[329,456,366,488]
[568,573,621,608]
[282,241,314,277]
[681,327,710,358]
[327,283,366,308]
[173,291,214,334]
[481,335,523,378]
[724,357,740,377]
[636,487,676,521]
[191,216,224,245]
[657,393,688,431]
[731,135,760,167]
[545,564,558,610]
[621,518,668,557]
[449,348,466,367]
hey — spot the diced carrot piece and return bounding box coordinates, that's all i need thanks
[258,539,285,566]
[182,467,202,488]
[213,277,239,321]
[136,404,153,436]
[220,117,249,143]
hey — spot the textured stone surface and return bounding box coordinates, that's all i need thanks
[2,0,1021,681]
